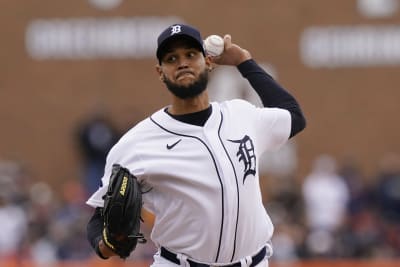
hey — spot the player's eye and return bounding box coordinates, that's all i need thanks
[165,55,177,63]
[187,51,197,58]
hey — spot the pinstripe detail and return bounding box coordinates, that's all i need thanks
[217,111,240,261]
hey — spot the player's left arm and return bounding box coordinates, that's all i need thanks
[237,59,306,138]
[210,34,306,138]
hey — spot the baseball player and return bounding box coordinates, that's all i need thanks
[86,24,306,267]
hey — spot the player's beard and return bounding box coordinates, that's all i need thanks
[163,69,209,99]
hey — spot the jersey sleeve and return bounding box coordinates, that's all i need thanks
[86,134,145,208]
[86,186,106,208]
[85,145,119,208]
[225,99,292,155]
[256,107,291,153]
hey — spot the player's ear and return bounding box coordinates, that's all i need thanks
[155,65,164,82]
[205,56,213,72]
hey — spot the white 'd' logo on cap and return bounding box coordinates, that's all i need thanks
[171,25,182,35]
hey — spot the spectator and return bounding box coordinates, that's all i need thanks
[52,180,92,260]
[76,111,120,197]
[27,181,58,264]
[302,154,350,256]
[0,169,28,260]
[336,159,381,258]
[374,152,400,256]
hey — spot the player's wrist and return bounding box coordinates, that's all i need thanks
[95,240,108,259]
[98,239,117,258]
[236,49,252,66]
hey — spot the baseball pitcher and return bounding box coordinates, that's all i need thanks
[86,24,306,267]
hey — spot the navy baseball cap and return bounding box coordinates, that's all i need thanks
[156,24,205,63]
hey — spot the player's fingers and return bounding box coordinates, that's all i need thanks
[208,54,222,65]
[223,34,232,49]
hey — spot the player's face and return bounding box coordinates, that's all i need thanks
[157,39,211,99]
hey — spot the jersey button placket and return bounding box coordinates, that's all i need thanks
[203,130,238,261]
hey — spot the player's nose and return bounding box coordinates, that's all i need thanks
[177,58,189,69]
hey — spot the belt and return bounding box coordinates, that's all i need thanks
[160,246,266,267]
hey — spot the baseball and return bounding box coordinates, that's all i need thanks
[204,35,224,56]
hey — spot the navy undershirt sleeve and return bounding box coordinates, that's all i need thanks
[237,59,306,138]
[87,207,108,259]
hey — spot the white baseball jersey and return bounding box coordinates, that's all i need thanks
[87,99,291,264]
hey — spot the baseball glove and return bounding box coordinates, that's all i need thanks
[101,164,146,259]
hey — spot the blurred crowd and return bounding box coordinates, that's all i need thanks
[268,153,400,261]
[0,114,399,264]
[0,112,156,265]
[0,159,157,265]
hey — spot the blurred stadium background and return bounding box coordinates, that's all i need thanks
[0,0,399,266]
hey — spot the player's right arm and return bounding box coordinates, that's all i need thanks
[86,128,147,259]
[85,145,117,259]
[87,207,118,259]
[85,136,128,259]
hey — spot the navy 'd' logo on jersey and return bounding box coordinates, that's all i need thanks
[228,135,256,184]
